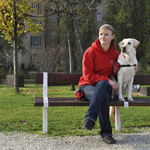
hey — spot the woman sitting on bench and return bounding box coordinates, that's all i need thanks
[78,24,119,144]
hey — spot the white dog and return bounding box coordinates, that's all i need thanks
[110,38,140,116]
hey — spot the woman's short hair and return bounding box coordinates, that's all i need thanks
[99,24,116,45]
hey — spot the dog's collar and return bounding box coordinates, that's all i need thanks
[122,53,129,58]
[119,64,136,68]
[123,55,126,58]
[121,54,137,67]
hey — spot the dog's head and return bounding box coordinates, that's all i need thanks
[118,38,140,54]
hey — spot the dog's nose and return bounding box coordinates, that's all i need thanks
[123,47,126,52]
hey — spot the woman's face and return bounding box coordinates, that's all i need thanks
[99,29,115,46]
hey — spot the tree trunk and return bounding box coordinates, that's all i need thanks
[12,40,19,93]
[67,26,73,74]
[13,0,19,93]
[66,25,75,90]
[69,4,84,55]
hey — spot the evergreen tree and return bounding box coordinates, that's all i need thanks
[104,0,150,74]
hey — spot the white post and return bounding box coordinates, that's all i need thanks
[115,106,121,131]
[43,72,49,134]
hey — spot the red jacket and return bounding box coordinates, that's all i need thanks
[78,39,120,88]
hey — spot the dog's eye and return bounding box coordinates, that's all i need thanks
[122,43,124,45]
[128,42,131,45]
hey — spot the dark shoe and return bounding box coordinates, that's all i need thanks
[82,119,95,130]
[102,136,116,144]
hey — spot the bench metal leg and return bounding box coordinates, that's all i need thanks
[43,107,48,134]
[115,106,121,131]
[43,72,49,134]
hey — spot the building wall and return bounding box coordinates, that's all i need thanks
[96,0,107,37]
[19,31,45,69]
[17,2,45,69]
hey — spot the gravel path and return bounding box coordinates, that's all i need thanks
[1,130,150,150]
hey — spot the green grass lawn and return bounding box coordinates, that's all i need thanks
[0,84,150,136]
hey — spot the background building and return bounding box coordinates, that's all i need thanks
[96,0,107,36]
[18,0,107,70]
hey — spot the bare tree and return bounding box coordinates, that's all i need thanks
[36,46,61,73]
[45,0,97,60]
[0,48,13,72]
[32,0,97,79]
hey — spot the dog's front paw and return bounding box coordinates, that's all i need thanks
[128,97,134,101]
[119,96,125,101]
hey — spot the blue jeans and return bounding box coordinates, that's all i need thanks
[80,80,112,138]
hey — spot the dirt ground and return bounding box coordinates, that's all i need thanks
[131,90,145,96]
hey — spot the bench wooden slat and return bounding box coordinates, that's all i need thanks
[35,73,82,85]
[35,97,89,106]
[133,75,150,85]
[34,97,150,107]
[35,73,150,85]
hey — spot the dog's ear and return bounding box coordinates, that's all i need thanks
[118,41,123,49]
[132,39,140,48]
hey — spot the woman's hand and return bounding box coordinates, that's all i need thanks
[135,65,138,74]
[108,79,118,91]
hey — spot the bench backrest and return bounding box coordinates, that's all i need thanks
[35,73,82,85]
[35,73,150,85]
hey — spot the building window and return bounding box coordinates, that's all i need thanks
[97,14,101,21]
[51,31,55,35]
[31,37,41,47]
[31,3,42,14]
[21,63,25,71]
[32,19,42,24]
[51,15,56,21]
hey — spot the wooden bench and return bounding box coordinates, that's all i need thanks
[34,72,150,134]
